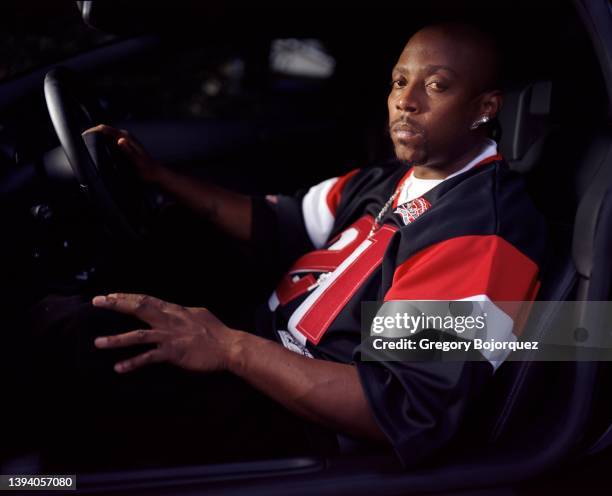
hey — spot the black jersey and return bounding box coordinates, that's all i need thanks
[251,149,546,467]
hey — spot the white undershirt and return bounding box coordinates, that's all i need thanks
[397,138,499,206]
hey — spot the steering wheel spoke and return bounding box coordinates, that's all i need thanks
[44,67,151,241]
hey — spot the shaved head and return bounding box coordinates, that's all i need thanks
[414,22,503,93]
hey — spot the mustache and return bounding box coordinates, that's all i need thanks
[388,117,425,135]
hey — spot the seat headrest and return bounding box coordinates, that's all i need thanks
[498,81,553,173]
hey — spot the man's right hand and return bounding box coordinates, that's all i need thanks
[84,124,252,241]
[83,124,165,184]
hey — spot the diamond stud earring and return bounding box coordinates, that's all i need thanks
[470,115,490,130]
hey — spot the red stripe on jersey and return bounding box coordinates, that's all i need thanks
[297,224,398,344]
[392,168,414,209]
[478,153,503,166]
[326,168,360,215]
[276,274,317,306]
[292,216,370,269]
[384,235,540,322]
[275,216,371,306]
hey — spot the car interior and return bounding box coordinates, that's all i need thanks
[0,1,611,494]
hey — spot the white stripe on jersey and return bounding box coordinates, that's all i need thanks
[302,177,338,249]
[377,295,515,370]
[457,294,515,370]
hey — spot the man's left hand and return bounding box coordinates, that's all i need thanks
[92,293,240,374]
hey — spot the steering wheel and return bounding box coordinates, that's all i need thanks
[44,67,151,241]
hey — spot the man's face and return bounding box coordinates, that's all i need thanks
[388,28,491,166]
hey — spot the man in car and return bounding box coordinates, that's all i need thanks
[24,22,545,468]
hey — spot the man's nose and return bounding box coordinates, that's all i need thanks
[395,82,421,113]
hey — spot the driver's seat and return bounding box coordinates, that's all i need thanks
[334,79,610,493]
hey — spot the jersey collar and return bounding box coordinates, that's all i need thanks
[393,138,501,209]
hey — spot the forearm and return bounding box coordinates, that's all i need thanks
[155,166,252,241]
[227,330,387,442]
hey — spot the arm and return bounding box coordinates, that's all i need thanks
[228,330,386,441]
[85,124,252,241]
[92,293,386,443]
[152,166,252,241]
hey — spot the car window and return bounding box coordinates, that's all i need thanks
[91,34,337,121]
[0,2,116,82]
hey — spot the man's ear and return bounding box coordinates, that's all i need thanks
[480,90,503,119]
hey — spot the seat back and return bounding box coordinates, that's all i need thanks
[460,130,612,479]
[497,80,555,174]
[440,67,612,477]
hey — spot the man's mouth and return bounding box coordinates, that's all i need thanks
[391,124,423,142]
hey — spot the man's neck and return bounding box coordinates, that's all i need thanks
[412,138,490,180]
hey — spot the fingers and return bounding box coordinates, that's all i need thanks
[113,349,164,373]
[83,125,155,177]
[117,137,147,161]
[94,329,166,349]
[93,326,167,374]
[82,124,128,140]
[116,137,140,160]
[92,293,182,325]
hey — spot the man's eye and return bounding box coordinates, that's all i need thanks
[426,81,447,92]
[390,79,406,89]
